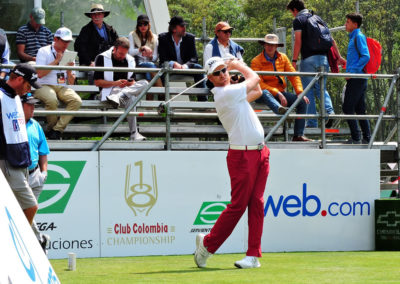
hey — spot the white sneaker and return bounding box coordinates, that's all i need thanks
[234,256,261,269]
[130,132,146,141]
[194,233,212,268]
[106,94,120,108]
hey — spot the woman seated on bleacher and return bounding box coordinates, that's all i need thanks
[128,14,162,95]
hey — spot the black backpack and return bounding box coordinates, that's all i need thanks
[305,12,332,52]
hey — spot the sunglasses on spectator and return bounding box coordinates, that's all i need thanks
[219,29,232,34]
[212,67,227,76]
[138,22,149,27]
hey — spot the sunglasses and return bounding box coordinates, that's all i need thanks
[138,22,149,27]
[219,29,232,34]
[212,67,227,76]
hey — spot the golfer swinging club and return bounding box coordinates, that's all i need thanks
[194,57,270,269]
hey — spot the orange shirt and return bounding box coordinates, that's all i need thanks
[251,51,303,96]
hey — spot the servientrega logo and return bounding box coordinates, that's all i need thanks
[38,161,86,214]
[193,202,230,225]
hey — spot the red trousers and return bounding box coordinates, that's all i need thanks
[204,146,270,257]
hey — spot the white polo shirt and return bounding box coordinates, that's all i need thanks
[212,82,264,146]
[36,43,75,86]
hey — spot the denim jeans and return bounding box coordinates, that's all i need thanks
[342,78,370,142]
[256,90,307,136]
[300,55,334,127]
[138,62,158,81]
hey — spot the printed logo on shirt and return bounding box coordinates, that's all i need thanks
[37,161,86,214]
[12,119,20,131]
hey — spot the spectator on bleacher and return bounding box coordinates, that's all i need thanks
[74,4,118,84]
[0,32,11,79]
[128,14,162,96]
[203,22,244,88]
[16,7,53,63]
[287,0,344,128]
[35,27,82,140]
[251,33,311,142]
[21,92,50,253]
[342,13,370,144]
[94,37,148,141]
[158,16,207,101]
[0,63,41,226]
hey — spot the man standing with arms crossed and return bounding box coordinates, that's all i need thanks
[194,57,270,269]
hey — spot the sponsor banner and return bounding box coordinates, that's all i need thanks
[0,171,60,283]
[35,152,100,259]
[99,151,246,257]
[262,149,380,251]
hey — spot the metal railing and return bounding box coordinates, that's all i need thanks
[1,63,399,151]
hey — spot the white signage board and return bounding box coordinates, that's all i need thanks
[99,151,247,257]
[0,172,60,283]
[30,149,379,259]
[35,152,100,259]
[262,149,380,251]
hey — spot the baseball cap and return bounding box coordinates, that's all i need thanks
[137,14,150,24]
[21,93,40,104]
[214,22,234,34]
[11,63,41,89]
[205,57,227,75]
[54,27,73,42]
[31,7,45,25]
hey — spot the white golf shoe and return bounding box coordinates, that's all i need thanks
[194,233,212,268]
[234,256,261,269]
[130,132,146,141]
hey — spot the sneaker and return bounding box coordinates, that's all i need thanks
[234,256,261,269]
[40,234,50,255]
[194,233,212,268]
[346,139,361,144]
[47,129,61,140]
[130,132,146,141]
[362,139,370,144]
[325,119,334,128]
[106,94,120,108]
[292,136,312,142]
[278,106,288,115]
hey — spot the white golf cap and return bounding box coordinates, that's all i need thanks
[54,27,73,41]
[205,57,227,75]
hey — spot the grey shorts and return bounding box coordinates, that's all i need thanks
[0,160,38,210]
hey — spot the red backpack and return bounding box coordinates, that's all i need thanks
[355,36,382,74]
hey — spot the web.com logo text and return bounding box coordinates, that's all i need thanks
[264,183,371,217]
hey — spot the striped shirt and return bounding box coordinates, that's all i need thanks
[16,22,53,59]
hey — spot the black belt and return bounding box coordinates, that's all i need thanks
[29,165,39,174]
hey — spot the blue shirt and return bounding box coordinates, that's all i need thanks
[95,23,108,42]
[346,28,370,74]
[26,118,50,170]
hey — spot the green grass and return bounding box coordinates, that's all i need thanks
[51,252,400,283]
